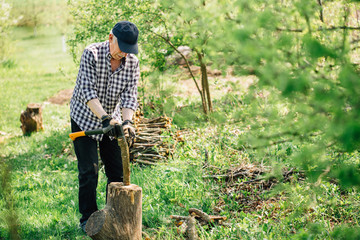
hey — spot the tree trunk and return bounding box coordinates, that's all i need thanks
[150,31,209,114]
[86,182,142,240]
[20,103,43,135]
[196,51,213,112]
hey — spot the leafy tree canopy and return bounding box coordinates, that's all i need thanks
[68,0,360,189]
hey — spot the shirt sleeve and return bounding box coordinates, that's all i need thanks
[79,49,98,103]
[120,61,139,111]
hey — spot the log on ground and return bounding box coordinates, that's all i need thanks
[20,103,43,135]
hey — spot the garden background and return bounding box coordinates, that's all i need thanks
[1,0,360,239]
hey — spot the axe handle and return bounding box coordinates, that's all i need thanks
[69,131,86,141]
[69,125,131,185]
[69,128,108,141]
[118,136,131,186]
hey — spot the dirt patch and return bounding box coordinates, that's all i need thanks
[47,89,73,105]
[173,67,256,99]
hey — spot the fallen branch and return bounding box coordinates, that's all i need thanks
[133,159,157,165]
[189,208,227,223]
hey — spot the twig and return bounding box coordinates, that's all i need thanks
[133,159,157,165]
[170,215,189,221]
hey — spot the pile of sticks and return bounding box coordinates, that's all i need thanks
[205,164,305,213]
[130,115,175,165]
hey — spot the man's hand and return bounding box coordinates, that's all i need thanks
[101,115,118,137]
[122,120,136,147]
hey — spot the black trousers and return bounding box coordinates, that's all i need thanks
[71,119,123,223]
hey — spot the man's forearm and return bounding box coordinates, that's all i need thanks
[87,99,134,123]
[87,99,107,119]
[122,108,134,121]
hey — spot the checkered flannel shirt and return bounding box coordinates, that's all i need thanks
[70,41,140,141]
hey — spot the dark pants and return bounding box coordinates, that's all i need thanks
[71,119,123,223]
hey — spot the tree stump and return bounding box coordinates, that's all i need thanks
[86,182,142,240]
[20,103,43,135]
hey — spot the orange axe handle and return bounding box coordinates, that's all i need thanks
[69,127,108,141]
[69,131,86,141]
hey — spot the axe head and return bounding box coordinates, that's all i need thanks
[114,124,125,138]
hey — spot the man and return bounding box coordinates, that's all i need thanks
[70,21,140,232]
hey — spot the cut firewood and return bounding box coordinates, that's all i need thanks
[186,216,199,240]
[189,208,213,223]
[170,215,198,240]
[189,208,227,223]
[130,113,190,165]
[170,209,226,240]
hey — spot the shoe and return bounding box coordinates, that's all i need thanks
[80,220,87,233]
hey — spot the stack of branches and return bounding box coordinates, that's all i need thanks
[130,113,184,165]
[204,164,305,213]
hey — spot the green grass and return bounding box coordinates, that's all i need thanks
[0,26,76,134]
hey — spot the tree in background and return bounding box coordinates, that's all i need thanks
[68,0,239,114]
[10,0,72,36]
[0,0,13,66]
[68,0,360,190]
[220,0,360,189]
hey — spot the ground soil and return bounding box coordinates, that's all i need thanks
[47,89,73,105]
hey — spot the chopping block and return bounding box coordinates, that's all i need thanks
[85,132,142,240]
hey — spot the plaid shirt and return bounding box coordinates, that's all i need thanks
[70,41,140,141]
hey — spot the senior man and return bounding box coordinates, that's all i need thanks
[70,21,140,232]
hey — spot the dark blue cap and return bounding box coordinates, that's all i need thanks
[112,21,139,54]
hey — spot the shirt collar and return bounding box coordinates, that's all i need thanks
[105,41,112,61]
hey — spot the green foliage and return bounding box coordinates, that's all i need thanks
[331,226,360,240]
[0,0,13,65]
[2,0,360,238]
[214,0,360,190]
[10,0,72,35]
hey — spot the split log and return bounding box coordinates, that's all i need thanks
[170,209,226,240]
[186,216,198,240]
[170,215,198,240]
[20,103,43,135]
[86,182,142,240]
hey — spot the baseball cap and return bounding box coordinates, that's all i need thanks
[112,21,139,54]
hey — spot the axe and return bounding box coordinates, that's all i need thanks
[69,125,131,186]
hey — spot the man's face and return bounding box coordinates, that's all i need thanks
[109,34,128,60]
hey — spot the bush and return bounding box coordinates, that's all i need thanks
[0,0,13,64]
